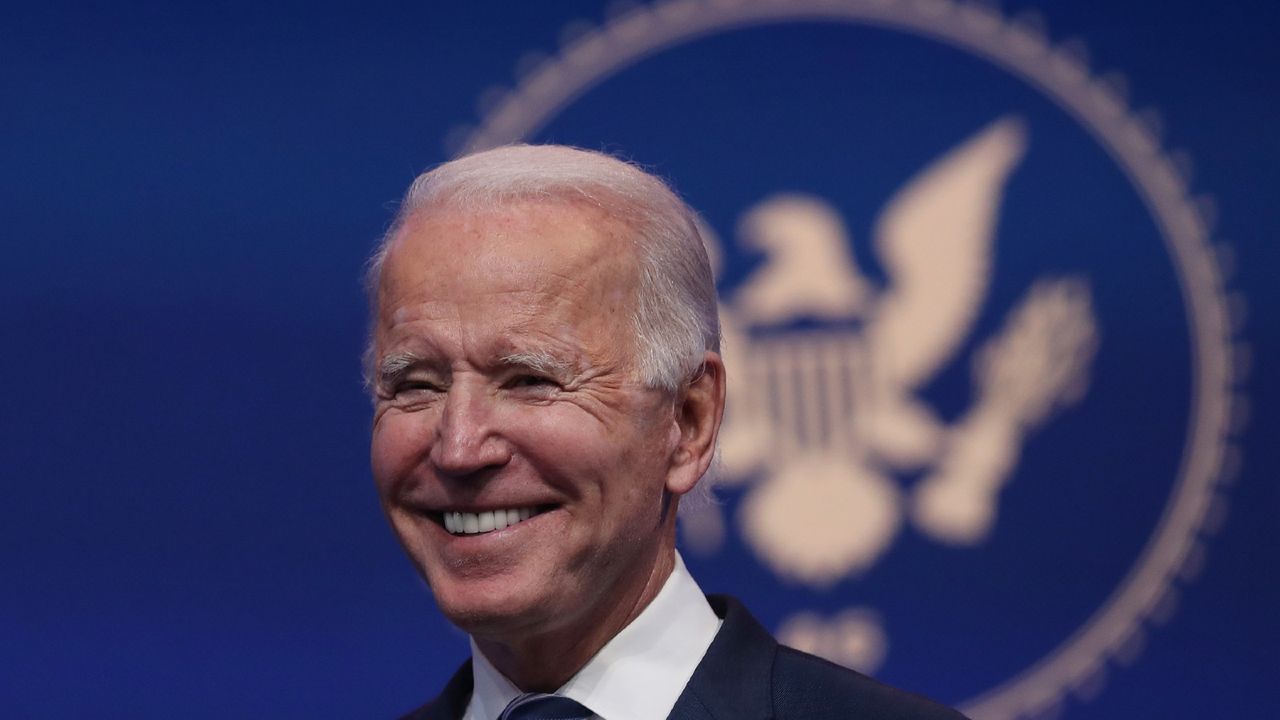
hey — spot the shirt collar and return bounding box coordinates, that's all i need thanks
[465,552,721,720]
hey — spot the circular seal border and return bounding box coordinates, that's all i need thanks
[453,1,1249,717]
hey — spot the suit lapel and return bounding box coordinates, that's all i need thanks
[666,595,776,720]
[400,660,473,720]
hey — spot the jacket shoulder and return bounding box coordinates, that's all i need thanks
[771,646,969,720]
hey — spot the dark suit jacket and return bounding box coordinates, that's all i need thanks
[401,595,967,720]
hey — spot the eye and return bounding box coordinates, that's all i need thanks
[390,380,444,402]
[399,381,440,392]
[505,374,560,392]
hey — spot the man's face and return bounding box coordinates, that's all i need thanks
[370,200,684,639]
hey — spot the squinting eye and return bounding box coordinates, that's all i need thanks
[507,375,558,390]
[395,381,442,397]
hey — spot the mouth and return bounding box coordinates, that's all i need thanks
[436,505,554,536]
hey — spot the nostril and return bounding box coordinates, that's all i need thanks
[429,435,512,477]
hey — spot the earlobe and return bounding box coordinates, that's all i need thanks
[666,352,727,496]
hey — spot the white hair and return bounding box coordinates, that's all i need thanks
[364,144,721,393]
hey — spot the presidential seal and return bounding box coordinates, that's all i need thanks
[447,2,1248,717]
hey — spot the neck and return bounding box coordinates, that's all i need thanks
[474,542,677,692]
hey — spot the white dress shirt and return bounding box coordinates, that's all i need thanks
[462,552,722,720]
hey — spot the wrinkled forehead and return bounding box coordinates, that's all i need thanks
[376,198,641,317]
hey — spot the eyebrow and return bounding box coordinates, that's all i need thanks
[377,351,424,386]
[376,349,579,385]
[498,349,579,378]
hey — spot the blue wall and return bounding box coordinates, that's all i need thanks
[3,1,1276,717]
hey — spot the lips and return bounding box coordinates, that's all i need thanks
[440,506,552,535]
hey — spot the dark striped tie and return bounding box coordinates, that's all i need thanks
[497,692,594,720]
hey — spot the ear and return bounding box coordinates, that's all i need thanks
[665,351,727,496]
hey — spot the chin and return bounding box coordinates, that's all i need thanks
[425,565,558,635]
[435,589,562,639]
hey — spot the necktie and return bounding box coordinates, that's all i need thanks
[497,692,594,720]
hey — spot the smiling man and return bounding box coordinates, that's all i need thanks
[366,145,965,720]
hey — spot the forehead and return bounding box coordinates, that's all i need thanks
[375,199,639,347]
[390,199,632,284]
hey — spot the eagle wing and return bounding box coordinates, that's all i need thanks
[865,116,1028,390]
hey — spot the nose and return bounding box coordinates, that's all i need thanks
[429,381,512,478]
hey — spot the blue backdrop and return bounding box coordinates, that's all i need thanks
[3,1,1276,718]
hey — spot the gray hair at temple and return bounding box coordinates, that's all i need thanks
[363,144,722,394]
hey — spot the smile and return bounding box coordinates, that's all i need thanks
[441,507,550,535]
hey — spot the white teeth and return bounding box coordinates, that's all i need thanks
[443,507,542,535]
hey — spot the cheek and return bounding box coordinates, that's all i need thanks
[370,412,432,493]
[533,405,671,506]
[510,402,641,462]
